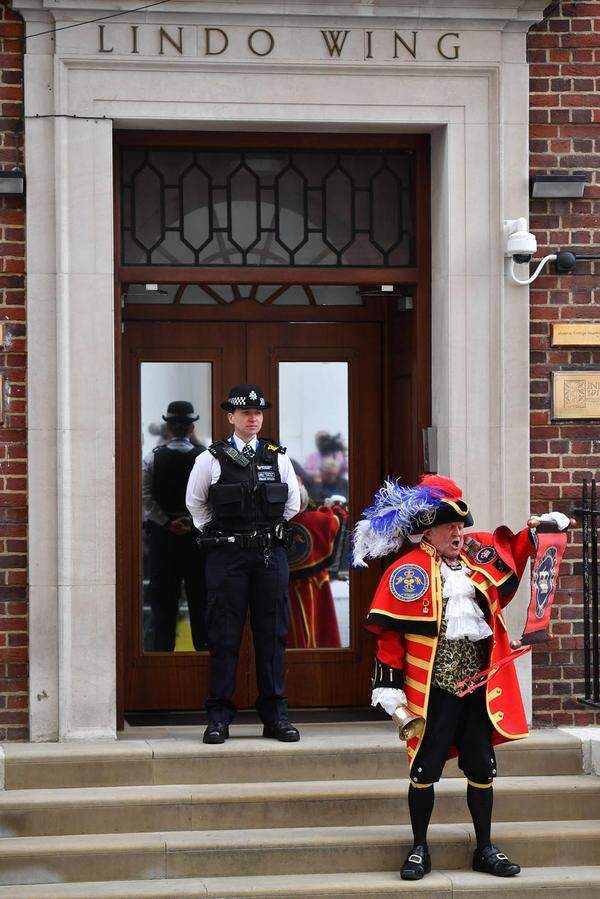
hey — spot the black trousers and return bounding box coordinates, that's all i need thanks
[204,543,290,725]
[410,686,497,786]
[145,523,208,652]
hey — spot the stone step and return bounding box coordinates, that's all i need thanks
[0,775,598,838]
[1,867,600,898]
[1,727,583,789]
[0,820,598,886]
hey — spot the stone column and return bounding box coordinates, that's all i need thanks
[54,115,116,740]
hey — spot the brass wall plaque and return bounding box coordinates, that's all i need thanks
[553,371,600,420]
[552,322,600,346]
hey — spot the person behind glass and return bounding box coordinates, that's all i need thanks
[186,384,301,744]
[142,401,207,652]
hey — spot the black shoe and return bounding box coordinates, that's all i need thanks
[473,844,520,877]
[262,720,300,742]
[203,722,229,744]
[400,844,431,881]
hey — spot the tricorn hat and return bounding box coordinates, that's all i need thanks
[407,475,473,534]
[162,401,199,422]
[353,474,473,567]
[221,384,271,412]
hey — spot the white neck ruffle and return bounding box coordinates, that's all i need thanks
[440,561,492,642]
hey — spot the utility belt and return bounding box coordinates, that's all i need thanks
[197,523,291,550]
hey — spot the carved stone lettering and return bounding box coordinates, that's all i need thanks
[437,32,460,60]
[92,25,462,62]
[205,27,229,56]
[394,31,417,60]
[159,27,183,55]
[248,29,275,57]
[321,30,350,58]
[98,24,114,53]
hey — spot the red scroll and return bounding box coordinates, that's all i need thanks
[456,523,569,697]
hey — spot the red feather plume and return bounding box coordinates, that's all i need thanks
[418,474,463,500]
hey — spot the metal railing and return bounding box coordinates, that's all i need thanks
[575,478,600,708]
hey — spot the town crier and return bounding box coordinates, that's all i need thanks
[353,474,569,882]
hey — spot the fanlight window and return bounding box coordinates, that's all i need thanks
[120,148,415,268]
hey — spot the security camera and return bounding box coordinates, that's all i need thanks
[504,218,537,263]
[503,218,557,285]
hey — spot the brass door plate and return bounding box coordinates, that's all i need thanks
[552,322,600,347]
[553,371,600,420]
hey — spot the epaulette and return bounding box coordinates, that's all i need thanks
[262,438,287,454]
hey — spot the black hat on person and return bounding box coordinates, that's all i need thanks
[162,401,199,422]
[221,384,272,412]
[406,475,474,535]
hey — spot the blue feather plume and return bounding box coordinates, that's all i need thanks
[352,480,444,566]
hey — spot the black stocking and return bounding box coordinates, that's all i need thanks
[408,784,435,848]
[467,783,493,850]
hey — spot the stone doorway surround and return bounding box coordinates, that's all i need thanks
[15,0,546,741]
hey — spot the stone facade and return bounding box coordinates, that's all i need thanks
[528,0,600,727]
[0,0,27,741]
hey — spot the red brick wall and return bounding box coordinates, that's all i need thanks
[0,0,27,740]
[528,0,600,726]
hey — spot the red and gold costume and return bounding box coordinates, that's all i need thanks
[367,526,534,769]
[286,504,346,649]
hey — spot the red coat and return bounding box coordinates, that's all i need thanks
[366,527,534,768]
[286,505,346,649]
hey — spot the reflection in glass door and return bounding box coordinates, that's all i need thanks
[140,362,212,654]
[280,362,350,648]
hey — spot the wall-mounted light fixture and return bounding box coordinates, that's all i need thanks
[530,174,587,199]
[0,169,24,195]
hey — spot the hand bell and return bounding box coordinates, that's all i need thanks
[392,706,425,741]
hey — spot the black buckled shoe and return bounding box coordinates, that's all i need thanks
[202,722,229,744]
[473,844,520,877]
[262,720,300,742]
[400,845,431,881]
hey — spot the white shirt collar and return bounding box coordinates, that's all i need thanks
[231,433,258,452]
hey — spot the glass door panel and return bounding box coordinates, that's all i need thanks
[121,322,247,713]
[140,361,212,654]
[279,361,350,649]
[246,321,383,708]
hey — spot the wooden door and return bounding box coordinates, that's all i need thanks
[247,322,383,707]
[120,318,383,712]
[120,321,250,711]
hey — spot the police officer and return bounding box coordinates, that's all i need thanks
[186,384,301,744]
[142,401,207,652]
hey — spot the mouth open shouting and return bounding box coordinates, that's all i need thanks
[424,522,465,560]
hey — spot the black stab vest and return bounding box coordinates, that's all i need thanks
[152,444,203,518]
[208,438,289,532]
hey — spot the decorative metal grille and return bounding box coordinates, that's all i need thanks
[120,148,415,267]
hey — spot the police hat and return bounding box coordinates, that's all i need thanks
[162,401,199,422]
[221,384,272,412]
